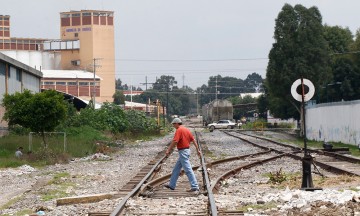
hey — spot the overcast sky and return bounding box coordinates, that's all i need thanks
[3,0,360,90]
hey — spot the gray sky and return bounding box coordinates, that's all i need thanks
[3,0,360,90]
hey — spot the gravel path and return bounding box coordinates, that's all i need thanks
[0,129,359,216]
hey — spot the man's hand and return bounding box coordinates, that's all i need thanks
[165,149,171,157]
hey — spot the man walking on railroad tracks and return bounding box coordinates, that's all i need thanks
[164,117,201,194]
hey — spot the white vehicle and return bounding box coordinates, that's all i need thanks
[208,120,237,131]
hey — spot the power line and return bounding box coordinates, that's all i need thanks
[114,58,268,62]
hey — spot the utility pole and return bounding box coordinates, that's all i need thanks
[140,76,155,91]
[166,76,169,118]
[215,77,220,120]
[92,58,102,109]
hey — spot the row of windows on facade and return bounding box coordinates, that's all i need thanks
[42,81,99,86]
[61,16,113,26]
[60,12,113,18]
[0,21,10,26]
[1,67,98,86]
[0,38,44,50]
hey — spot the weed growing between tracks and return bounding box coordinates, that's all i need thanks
[41,172,75,201]
[263,171,360,190]
[237,201,278,212]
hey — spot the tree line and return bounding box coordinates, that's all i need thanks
[114,73,265,117]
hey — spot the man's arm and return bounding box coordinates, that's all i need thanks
[166,140,177,157]
[192,140,201,156]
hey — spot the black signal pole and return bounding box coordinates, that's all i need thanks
[300,77,314,190]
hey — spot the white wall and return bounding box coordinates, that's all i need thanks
[306,100,360,146]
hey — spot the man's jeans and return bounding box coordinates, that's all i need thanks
[169,148,199,190]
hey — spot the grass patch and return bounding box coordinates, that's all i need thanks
[237,201,278,212]
[41,188,69,201]
[47,172,71,185]
[262,172,360,190]
[0,125,168,168]
[0,195,23,210]
[263,170,302,189]
[41,172,75,201]
[313,175,360,188]
[0,126,108,168]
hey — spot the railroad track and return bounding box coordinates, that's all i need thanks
[224,130,360,176]
[88,129,221,216]
[89,129,300,215]
[88,129,360,215]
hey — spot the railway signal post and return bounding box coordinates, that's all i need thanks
[291,78,321,190]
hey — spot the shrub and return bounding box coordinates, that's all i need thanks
[125,110,159,134]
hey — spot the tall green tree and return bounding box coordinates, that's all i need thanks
[265,4,330,121]
[2,90,67,146]
[112,90,126,105]
[152,75,177,91]
[323,25,353,54]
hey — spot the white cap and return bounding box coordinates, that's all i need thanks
[171,118,182,124]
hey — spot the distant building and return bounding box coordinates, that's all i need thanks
[122,90,143,96]
[240,93,263,98]
[0,52,42,129]
[0,11,115,103]
[123,101,166,115]
[58,10,115,102]
[41,70,101,99]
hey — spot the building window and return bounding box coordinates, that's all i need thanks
[89,82,99,86]
[74,33,78,37]
[67,82,77,86]
[79,82,89,86]
[71,60,80,66]
[44,82,54,85]
[16,69,22,81]
[56,82,66,86]
[0,62,5,76]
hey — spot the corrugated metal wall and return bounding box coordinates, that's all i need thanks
[8,66,21,94]
[22,72,40,93]
[0,62,5,101]
[306,100,360,146]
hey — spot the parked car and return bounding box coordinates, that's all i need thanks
[208,120,237,131]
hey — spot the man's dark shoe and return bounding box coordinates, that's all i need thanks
[163,184,174,190]
[186,188,200,195]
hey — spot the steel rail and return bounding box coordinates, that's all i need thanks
[109,154,168,216]
[139,151,272,195]
[222,131,301,154]
[195,130,218,216]
[224,131,360,177]
[233,130,302,151]
[239,131,360,163]
[211,154,287,192]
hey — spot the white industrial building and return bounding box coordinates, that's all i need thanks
[0,52,42,131]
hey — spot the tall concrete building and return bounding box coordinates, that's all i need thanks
[59,10,115,102]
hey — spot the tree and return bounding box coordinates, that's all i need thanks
[112,90,126,105]
[244,73,264,93]
[323,25,353,54]
[2,90,67,146]
[265,4,330,121]
[152,75,177,91]
[115,78,123,90]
